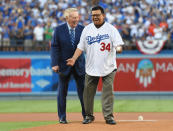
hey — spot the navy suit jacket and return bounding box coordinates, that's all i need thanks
[51,23,85,76]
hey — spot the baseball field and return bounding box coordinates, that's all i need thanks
[0,99,173,131]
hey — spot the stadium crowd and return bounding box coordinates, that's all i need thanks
[0,0,173,51]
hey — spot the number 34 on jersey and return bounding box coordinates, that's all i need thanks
[100,42,111,52]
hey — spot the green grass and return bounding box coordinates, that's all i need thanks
[0,100,57,113]
[0,99,173,113]
[114,100,173,112]
[0,121,57,131]
[0,99,173,131]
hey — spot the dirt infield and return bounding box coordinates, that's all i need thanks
[1,112,173,131]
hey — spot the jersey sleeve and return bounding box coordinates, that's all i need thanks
[111,26,124,47]
[77,27,86,51]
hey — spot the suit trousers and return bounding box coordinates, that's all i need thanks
[57,68,85,120]
[83,71,116,120]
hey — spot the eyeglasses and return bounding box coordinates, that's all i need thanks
[91,14,102,17]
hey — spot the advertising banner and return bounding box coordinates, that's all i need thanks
[31,59,53,92]
[0,57,77,92]
[0,59,31,92]
[98,58,173,91]
[1,56,173,92]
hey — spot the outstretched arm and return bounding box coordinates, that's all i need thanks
[66,48,83,66]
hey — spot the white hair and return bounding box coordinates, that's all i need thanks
[64,8,78,18]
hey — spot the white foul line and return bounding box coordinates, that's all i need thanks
[117,120,157,122]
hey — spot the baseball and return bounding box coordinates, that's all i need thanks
[116,46,122,53]
[138,115,144,121]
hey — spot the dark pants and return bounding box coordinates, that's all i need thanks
[57,68,85,120]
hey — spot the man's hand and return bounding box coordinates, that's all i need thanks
[116,46,123,53]
[52,66,59,72]
[66,58,76,66]
[66,48,82,66]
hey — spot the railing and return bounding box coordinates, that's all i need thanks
[0,39,173,52]
[0,39,50,51]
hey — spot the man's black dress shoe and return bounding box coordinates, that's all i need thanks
[105,119,116,125]
[59,119,68,124]
[83,115,95,124]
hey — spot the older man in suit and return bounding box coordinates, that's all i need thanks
[50,8,85,124]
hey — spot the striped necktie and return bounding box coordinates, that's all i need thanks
[70,29,75,46]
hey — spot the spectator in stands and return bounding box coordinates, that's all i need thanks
[15,15,25,51]
[159,19,168,30]
[0,0,173,51]
[33,22,44,51]
[16,28,24,51]
[121,20,132,50]
[9,22,19,51]
[168,27,173,49]
[16,16,25,30]
[24,23,33,51]
[148,22,156,37]
[44,21,53,49]
[51,18,58,29]
[2,25,10,51]
[153,24,163,40]
[0,24,2,48]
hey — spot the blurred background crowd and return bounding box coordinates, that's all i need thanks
[0,0,173,51]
